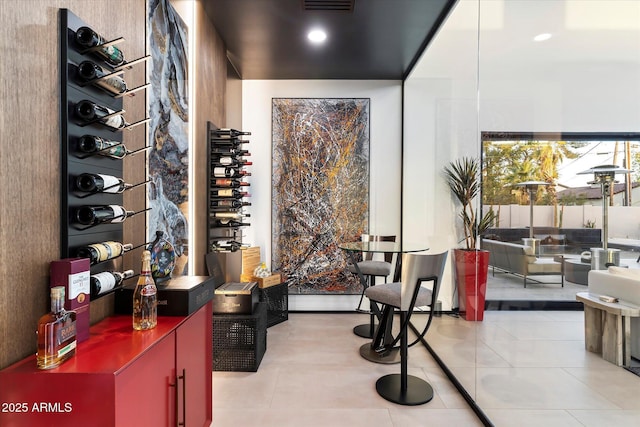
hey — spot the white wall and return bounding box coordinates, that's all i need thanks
[242,80,402,310]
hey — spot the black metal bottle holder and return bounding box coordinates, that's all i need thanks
[206,121,252,252]
[61,9,150,301]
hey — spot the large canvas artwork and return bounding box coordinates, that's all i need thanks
[147,0,189,275]
[272,98,370,294]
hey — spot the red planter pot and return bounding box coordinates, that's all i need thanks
[453,249,489,321]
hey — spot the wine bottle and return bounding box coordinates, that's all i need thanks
[74,205,134,226]
[211,240,247,252]
[75,26,125,67]
[36,286,77,370]
[210,138,250,146]
[214,128,251,137]
[210,188,249,198]
[77,135,127,159]
[213,167,251,178]
[211,178,250,188]
[212,219,251,228]
[210,148,250,157]
[76,60,127,95]
[75,100,126,129]
[210,212,250,219]
[90,269,134,297]
[210,199,251,209]
[76,241,133,265]
[133,250,157,331]
[76,173,132,193]
[212,157,253,167]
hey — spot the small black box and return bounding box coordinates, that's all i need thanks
[259,282,288,328]
[213,302,267,372]
[115,275,216,316]
[212,282,258,314]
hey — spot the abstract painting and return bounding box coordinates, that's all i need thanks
[272,98,370,294]
[147,0,189,275]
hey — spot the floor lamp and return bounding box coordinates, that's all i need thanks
[577,165,631,270]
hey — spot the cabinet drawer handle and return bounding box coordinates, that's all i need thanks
[178,369,186,426]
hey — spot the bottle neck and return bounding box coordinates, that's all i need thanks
[141,259,152,275]
[51,295,65,313]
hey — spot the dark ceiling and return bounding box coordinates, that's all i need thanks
[202,0,456,80]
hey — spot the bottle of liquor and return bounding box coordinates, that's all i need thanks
[77,135,127,159]
[76,241,133,265]
[133,250,157,330]
[210,188,249,198]
[74,205,135,226]
[91,269,134,297]
[36,286,77,370]
[210,199,251,209]
[212,219,251,228]
[75,26,125,67]
[210,212,250,219]
[214,128,251,137]
[74,100,127,129]
[76,60,127,95]
[76,173,132,193]
[211,178,250,188]
[212,167,251,178]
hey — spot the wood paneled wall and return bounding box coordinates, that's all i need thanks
[0,0,228,369]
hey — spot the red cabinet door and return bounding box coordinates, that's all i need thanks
[175,303,212,427]
[115,332,177,427]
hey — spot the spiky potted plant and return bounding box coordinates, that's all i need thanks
[444,157,496,320]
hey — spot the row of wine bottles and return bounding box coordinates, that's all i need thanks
[209,128,252,240]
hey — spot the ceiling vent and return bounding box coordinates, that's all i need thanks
[302,0,355,12]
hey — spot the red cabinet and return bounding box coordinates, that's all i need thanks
[0,302,212,427]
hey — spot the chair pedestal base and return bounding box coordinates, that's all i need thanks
[353,323,376,338]
[359,343,400,364]
[375,374,434,405]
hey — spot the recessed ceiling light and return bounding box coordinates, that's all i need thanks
[533,33,552,42]
[307,29,327,44]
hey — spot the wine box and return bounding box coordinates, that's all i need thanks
[50,258,91,342]
[252,274,282,289]
[115,275,216,316]
[212,282,258,314]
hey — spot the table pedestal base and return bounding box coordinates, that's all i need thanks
[375,374,434,405]
[353,323,376,338]
[359,343,400,364]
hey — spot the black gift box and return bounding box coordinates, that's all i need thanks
[115,275,216,316]
[212,282,258,314]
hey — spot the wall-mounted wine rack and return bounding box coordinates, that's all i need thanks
[60,9,151,300]
[206,122,252,254]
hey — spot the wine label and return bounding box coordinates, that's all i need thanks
[98,174,122,193]
[96,75,127,94]
[213,167,231,177]
[68,271,90,300]
[101,114,125,129]
[109,205,126,223]
[215,189,233,197]
[141,284,157,296]
[93,272,117,294]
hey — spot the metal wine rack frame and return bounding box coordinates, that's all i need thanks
[60,9,150,300]
[206,121,251,251]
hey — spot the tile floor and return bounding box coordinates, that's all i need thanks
[211,309,640,426]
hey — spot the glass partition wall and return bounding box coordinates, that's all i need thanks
[404,0,640,420]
